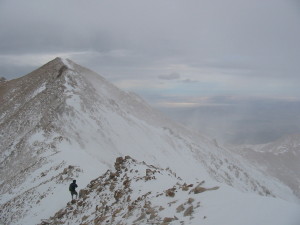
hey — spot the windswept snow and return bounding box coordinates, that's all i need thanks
[30,82,46,99]
[0,57,299,225]
[59,57,74,70]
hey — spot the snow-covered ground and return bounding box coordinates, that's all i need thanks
[0,57,299,225]
[39,156,300,225]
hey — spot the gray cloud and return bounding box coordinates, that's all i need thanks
[158,72,180,80]
[1,0,300,143]
[1,0,299,82]
[181,79,199,83]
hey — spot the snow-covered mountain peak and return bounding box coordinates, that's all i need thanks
[57,57,74,70]
[1,58,299,224]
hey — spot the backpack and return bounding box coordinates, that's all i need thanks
[69,183,75,192]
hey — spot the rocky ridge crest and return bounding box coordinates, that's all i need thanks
[40,156,219,225]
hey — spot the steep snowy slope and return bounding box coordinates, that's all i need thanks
[229,134,300,199]
[0,58,299,224]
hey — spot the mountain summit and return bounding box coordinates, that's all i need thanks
[1,58,299,224]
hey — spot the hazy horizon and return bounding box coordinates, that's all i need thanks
[157,98,300,145]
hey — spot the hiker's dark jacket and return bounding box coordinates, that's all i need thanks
[69,183,78,192]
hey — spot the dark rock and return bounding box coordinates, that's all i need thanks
[184,206,193,217]
[194,186,206,194]
[163,217,174,223]
[79,189,89,199]
[165,188,176,197]
[187,198,194,204]
[176,204,185,213]
[114,190,123,201]
[114,157,125,170]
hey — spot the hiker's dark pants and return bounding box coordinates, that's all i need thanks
[70,190,78,199]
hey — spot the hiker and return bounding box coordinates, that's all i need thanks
[69,180,78,200]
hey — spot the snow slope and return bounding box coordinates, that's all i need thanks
[0,58,299,224]
[229,134,300,199]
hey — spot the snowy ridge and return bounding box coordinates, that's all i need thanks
[39,156,217,225]
[39,156,300,225]
[0,58,299,224]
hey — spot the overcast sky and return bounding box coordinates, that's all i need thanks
[1,0,300,143]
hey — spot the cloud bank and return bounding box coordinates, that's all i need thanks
[1,0,299,143]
